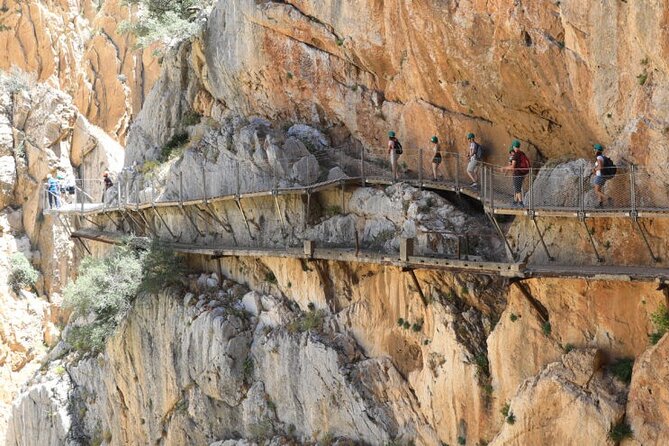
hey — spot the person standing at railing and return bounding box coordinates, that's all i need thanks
[466,133,482,187]
[387,131,403,181]
[592,144,614,207]
[45,174,61,209]
[102,171,113,201]
[502,140,531,207]
[430,136,442,180]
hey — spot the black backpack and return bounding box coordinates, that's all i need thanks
[474,142,484,160]
[394,140,403,155]
[602,156,617,177]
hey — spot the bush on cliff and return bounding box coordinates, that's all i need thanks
[64,240,185,353]
[118,0,204,48]
[8,252,39,293]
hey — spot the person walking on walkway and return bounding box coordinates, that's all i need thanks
[592,144,613,207]
[101,171,114,201]
[502,140,530,207]
[387,131,403,181]
[466,133,480,187]
[46,174,61,209]
[430,136,442,180]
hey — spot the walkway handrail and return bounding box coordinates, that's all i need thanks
[42,148,669,218]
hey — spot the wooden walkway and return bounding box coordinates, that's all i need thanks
[71,229,669,283]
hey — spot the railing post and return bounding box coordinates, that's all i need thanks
[236,161,241,195]
[360,147,365,185]
[489,166,495,210]
[202,162,207,203]
[630,164,637,216]
[481,163,486,205]
[134,179,139,208]
[179,171,184,204]
[80,180,84,213]
[455,153,460,191]
[578,165,584,214]
[418,148,423,189]
[528,167,534,213]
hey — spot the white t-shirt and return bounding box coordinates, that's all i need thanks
[469,142,477,159]
[595,155,604,176]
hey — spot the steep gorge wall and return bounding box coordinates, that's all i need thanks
[128,0,669,169]
[0,0,160,142]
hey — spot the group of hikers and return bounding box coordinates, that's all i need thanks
[387,131,616,208]
[45,172,113,209]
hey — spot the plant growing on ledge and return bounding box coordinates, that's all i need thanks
[649,304,669,345]
[118,0,205,48]
[160,132,189,161]
[8,252,39,294]
[64,240,186,353]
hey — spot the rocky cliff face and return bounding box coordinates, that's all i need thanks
[0,75,123,442]
[5,0,669,445]
[126,0,669,168]
[0,0,160,142]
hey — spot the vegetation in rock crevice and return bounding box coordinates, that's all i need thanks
[64,240,186,353]
[649,304,669,345]
[118,0,207,48]
[8,252,39,293]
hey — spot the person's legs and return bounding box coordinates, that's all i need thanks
[390,152,397,180]
[513,175,525,205]
[467,158,478,184]
[594,176,606,204]
[432,162,437,180]
[48,191,55,209]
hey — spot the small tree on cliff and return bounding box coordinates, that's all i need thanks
[119,0,207,48]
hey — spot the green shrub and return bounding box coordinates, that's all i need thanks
[563,343,575,353]
[140,240,186,293]
[650,304,669,345]
[182,110,201,127]
[64,241,185,353]
[609,358,634,384]
[506,412,516,424]
[8,252,38,293]
[160,132,189,161]
[398,318,405,326]
[118,0,203,48]
[509,313,519,322]
[637,72,648,86]
[501,403,510,418]
[457,437,466,445]
[287,309,326,333]
[608,421,633,442]
[541,321,552,336]
[265,271,278,285]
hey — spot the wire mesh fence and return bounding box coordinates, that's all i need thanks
[41,148,669,218]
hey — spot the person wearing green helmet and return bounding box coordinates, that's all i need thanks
[430,136,442,180]
[466,133,481,187]
[387,131,403,181]
[502,139,531,207]
[592,143,615,207]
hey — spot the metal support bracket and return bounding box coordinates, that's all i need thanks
[235,198,254,239]
[531,217,554,261]
[486,211,516,262]
[152,206,176,239]
[403,267,428,307]
[580,219,603,263]
[179,205,205,238]
[632,218,660,263]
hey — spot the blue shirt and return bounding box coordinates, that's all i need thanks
[47,178,59,192]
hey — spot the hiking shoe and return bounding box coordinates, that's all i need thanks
[471,182,478,188]
[510,200,518,207]
[518,201,525,208]
[607,197,613,206]
[596,201,603,208]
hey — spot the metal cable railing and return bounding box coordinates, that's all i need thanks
[42,148,669,218]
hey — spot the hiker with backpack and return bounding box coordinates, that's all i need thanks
[387,131,403,181]
[466,133,483,187]
[45,174,61,209]
[592,144,616,207]
[430,136,442,180]
[502,140,531,207]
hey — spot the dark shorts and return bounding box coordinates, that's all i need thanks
[593,175,608,186]
[432,153,442,165]
[513,175,526,194]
